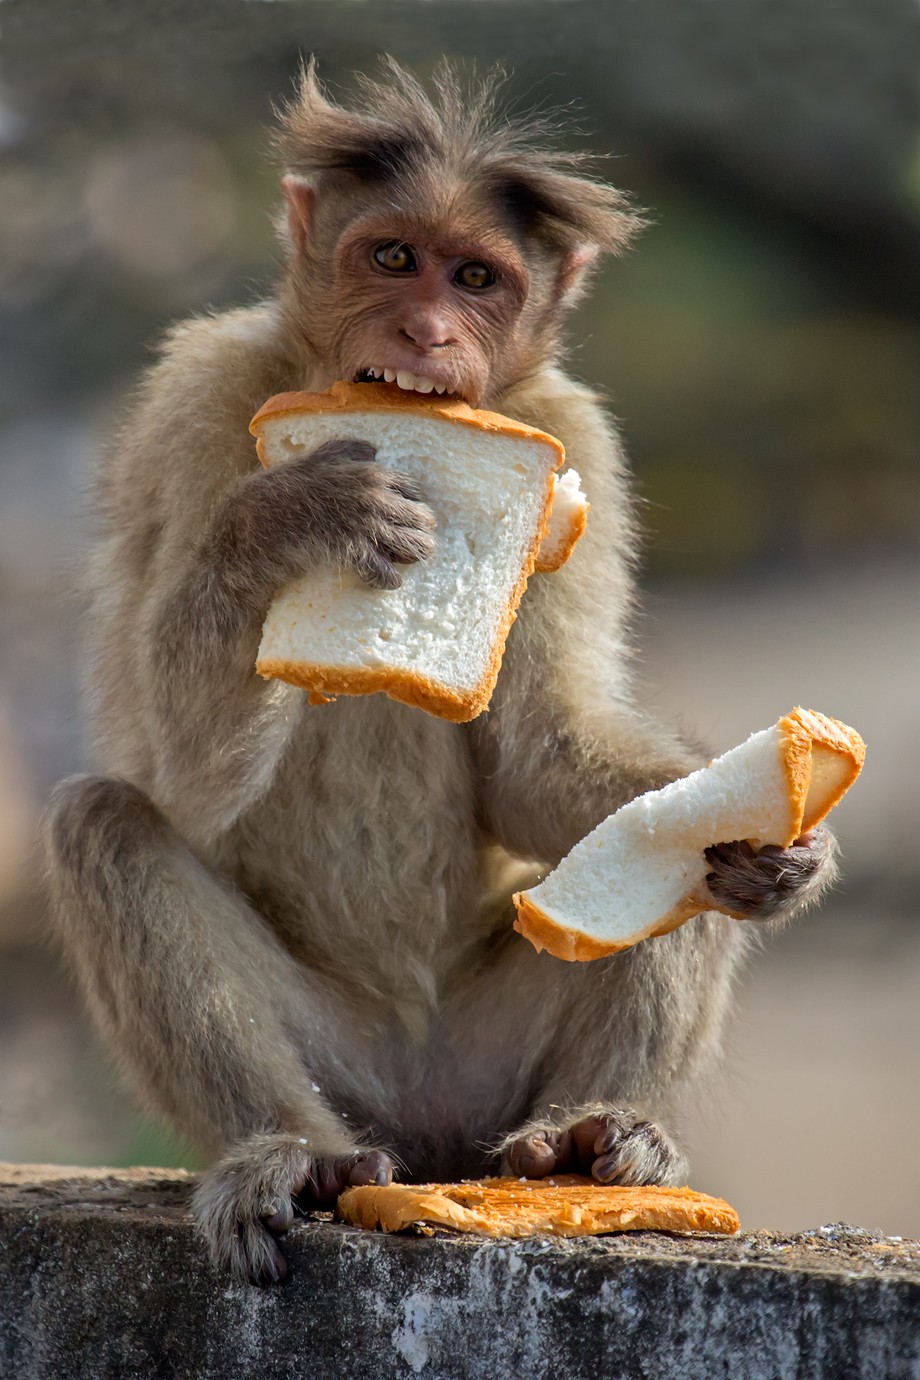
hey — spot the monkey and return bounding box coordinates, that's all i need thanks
[40,61,837,1285]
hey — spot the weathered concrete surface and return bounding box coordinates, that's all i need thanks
[1,1167,919,1379]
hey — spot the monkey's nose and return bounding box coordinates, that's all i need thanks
[399,324,453,351]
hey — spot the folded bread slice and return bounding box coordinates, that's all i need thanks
[250,381,575,722]
[513,708,866,962]
[337,1175,739,1238]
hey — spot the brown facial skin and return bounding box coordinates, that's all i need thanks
[39,62,839,1286]
[329,216,530,407]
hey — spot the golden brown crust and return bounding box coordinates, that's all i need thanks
[778,707,867,839]
[511,892,705,962]
[252,382,565,720]
[336,1175,740,1238]
[257,657,491,723]
[249,380,567,463]
[533,498,590,573]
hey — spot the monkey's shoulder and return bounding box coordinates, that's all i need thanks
[500,367,628,483]
[97,301,295,532]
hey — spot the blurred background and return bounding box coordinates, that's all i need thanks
[0,0,917,1235]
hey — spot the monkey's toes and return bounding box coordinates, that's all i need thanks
[567,1110,685,1187]
[294,1149,395,1210]
[505,1129,574,1179]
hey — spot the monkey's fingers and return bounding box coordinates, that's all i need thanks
[240,1220,290,1285]
[505,1128,575,1178]
[295,1150,395,1210]
[344,1150,395,1188]
[353,545,403,590]
[704,825,834,920]
[308,436,378,468]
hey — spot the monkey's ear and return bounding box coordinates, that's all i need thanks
[558,244,601,305]
[282,175,315,253]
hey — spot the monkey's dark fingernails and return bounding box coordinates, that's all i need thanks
[756,844,787,861]
[260,1197,294,1234]
[794,831,816,847]
[569,1115,608,1169]
[508,1134,557,1178]
[595,1122,625,1155]
[345,1151,394,1188]
[592,1152,626,1184]
[259,1241,289,1285]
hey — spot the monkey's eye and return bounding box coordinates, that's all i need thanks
[373,241,417,273]
[454,261,495,291]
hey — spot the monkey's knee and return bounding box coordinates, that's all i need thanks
[42,773,166,903]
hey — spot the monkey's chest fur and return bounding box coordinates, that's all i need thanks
[224,696,507,1009]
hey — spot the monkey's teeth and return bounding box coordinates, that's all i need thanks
[395,371,441,394]
[383,368,397,383]
[368,368,382,379]
[434,384,447,394]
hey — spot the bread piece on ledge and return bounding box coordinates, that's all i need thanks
[250,382,577,722]
[336,1175,740,1238]
[513,707,866,962]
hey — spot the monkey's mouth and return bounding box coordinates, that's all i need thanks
[354,366,459,399]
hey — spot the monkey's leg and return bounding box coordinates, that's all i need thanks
[42,774,392,1284]
[449,907,743,1188]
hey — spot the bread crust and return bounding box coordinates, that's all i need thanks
[252,382,567,719]
[336,1175,740,1237]
[512,894,706,962]
[249,380,567,460]
[533,495,589,573]
[777,707,866,839]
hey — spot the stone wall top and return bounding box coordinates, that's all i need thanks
[1,1165,918,1379]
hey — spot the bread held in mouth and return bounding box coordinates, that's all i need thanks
[250,381,585,722]
[513,707,866,962]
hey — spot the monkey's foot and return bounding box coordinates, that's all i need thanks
[704,823,838,922]
[192,1133,394,1285]
[500,1104,686,1187]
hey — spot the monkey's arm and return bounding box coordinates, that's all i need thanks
[469,369,702,863]
[90,312,432,845]
[470,370,837,915]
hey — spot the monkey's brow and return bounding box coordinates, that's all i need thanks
[345,215,523,267]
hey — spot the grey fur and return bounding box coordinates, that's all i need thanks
[40,70,838,1285]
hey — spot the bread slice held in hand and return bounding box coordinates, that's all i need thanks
[513,708,866,962]
[250,382,584,722]
[337,1175,740,1238]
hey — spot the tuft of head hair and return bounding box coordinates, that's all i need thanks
[275,58,645,256]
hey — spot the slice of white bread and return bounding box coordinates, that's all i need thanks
[250,382,574,722]
[513,708,866,961]
[336,1175,740,1238]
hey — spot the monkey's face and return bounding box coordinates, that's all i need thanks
[308,212,539,409]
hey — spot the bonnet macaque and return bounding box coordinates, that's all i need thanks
[42,62,835,1284]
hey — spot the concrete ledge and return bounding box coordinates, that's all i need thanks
[1,1166,919,1379]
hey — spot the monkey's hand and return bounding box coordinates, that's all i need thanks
[192,1132,394,1285]
[501,1105,686,1186]
[703,824,838,923]
[226,437,436,597]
